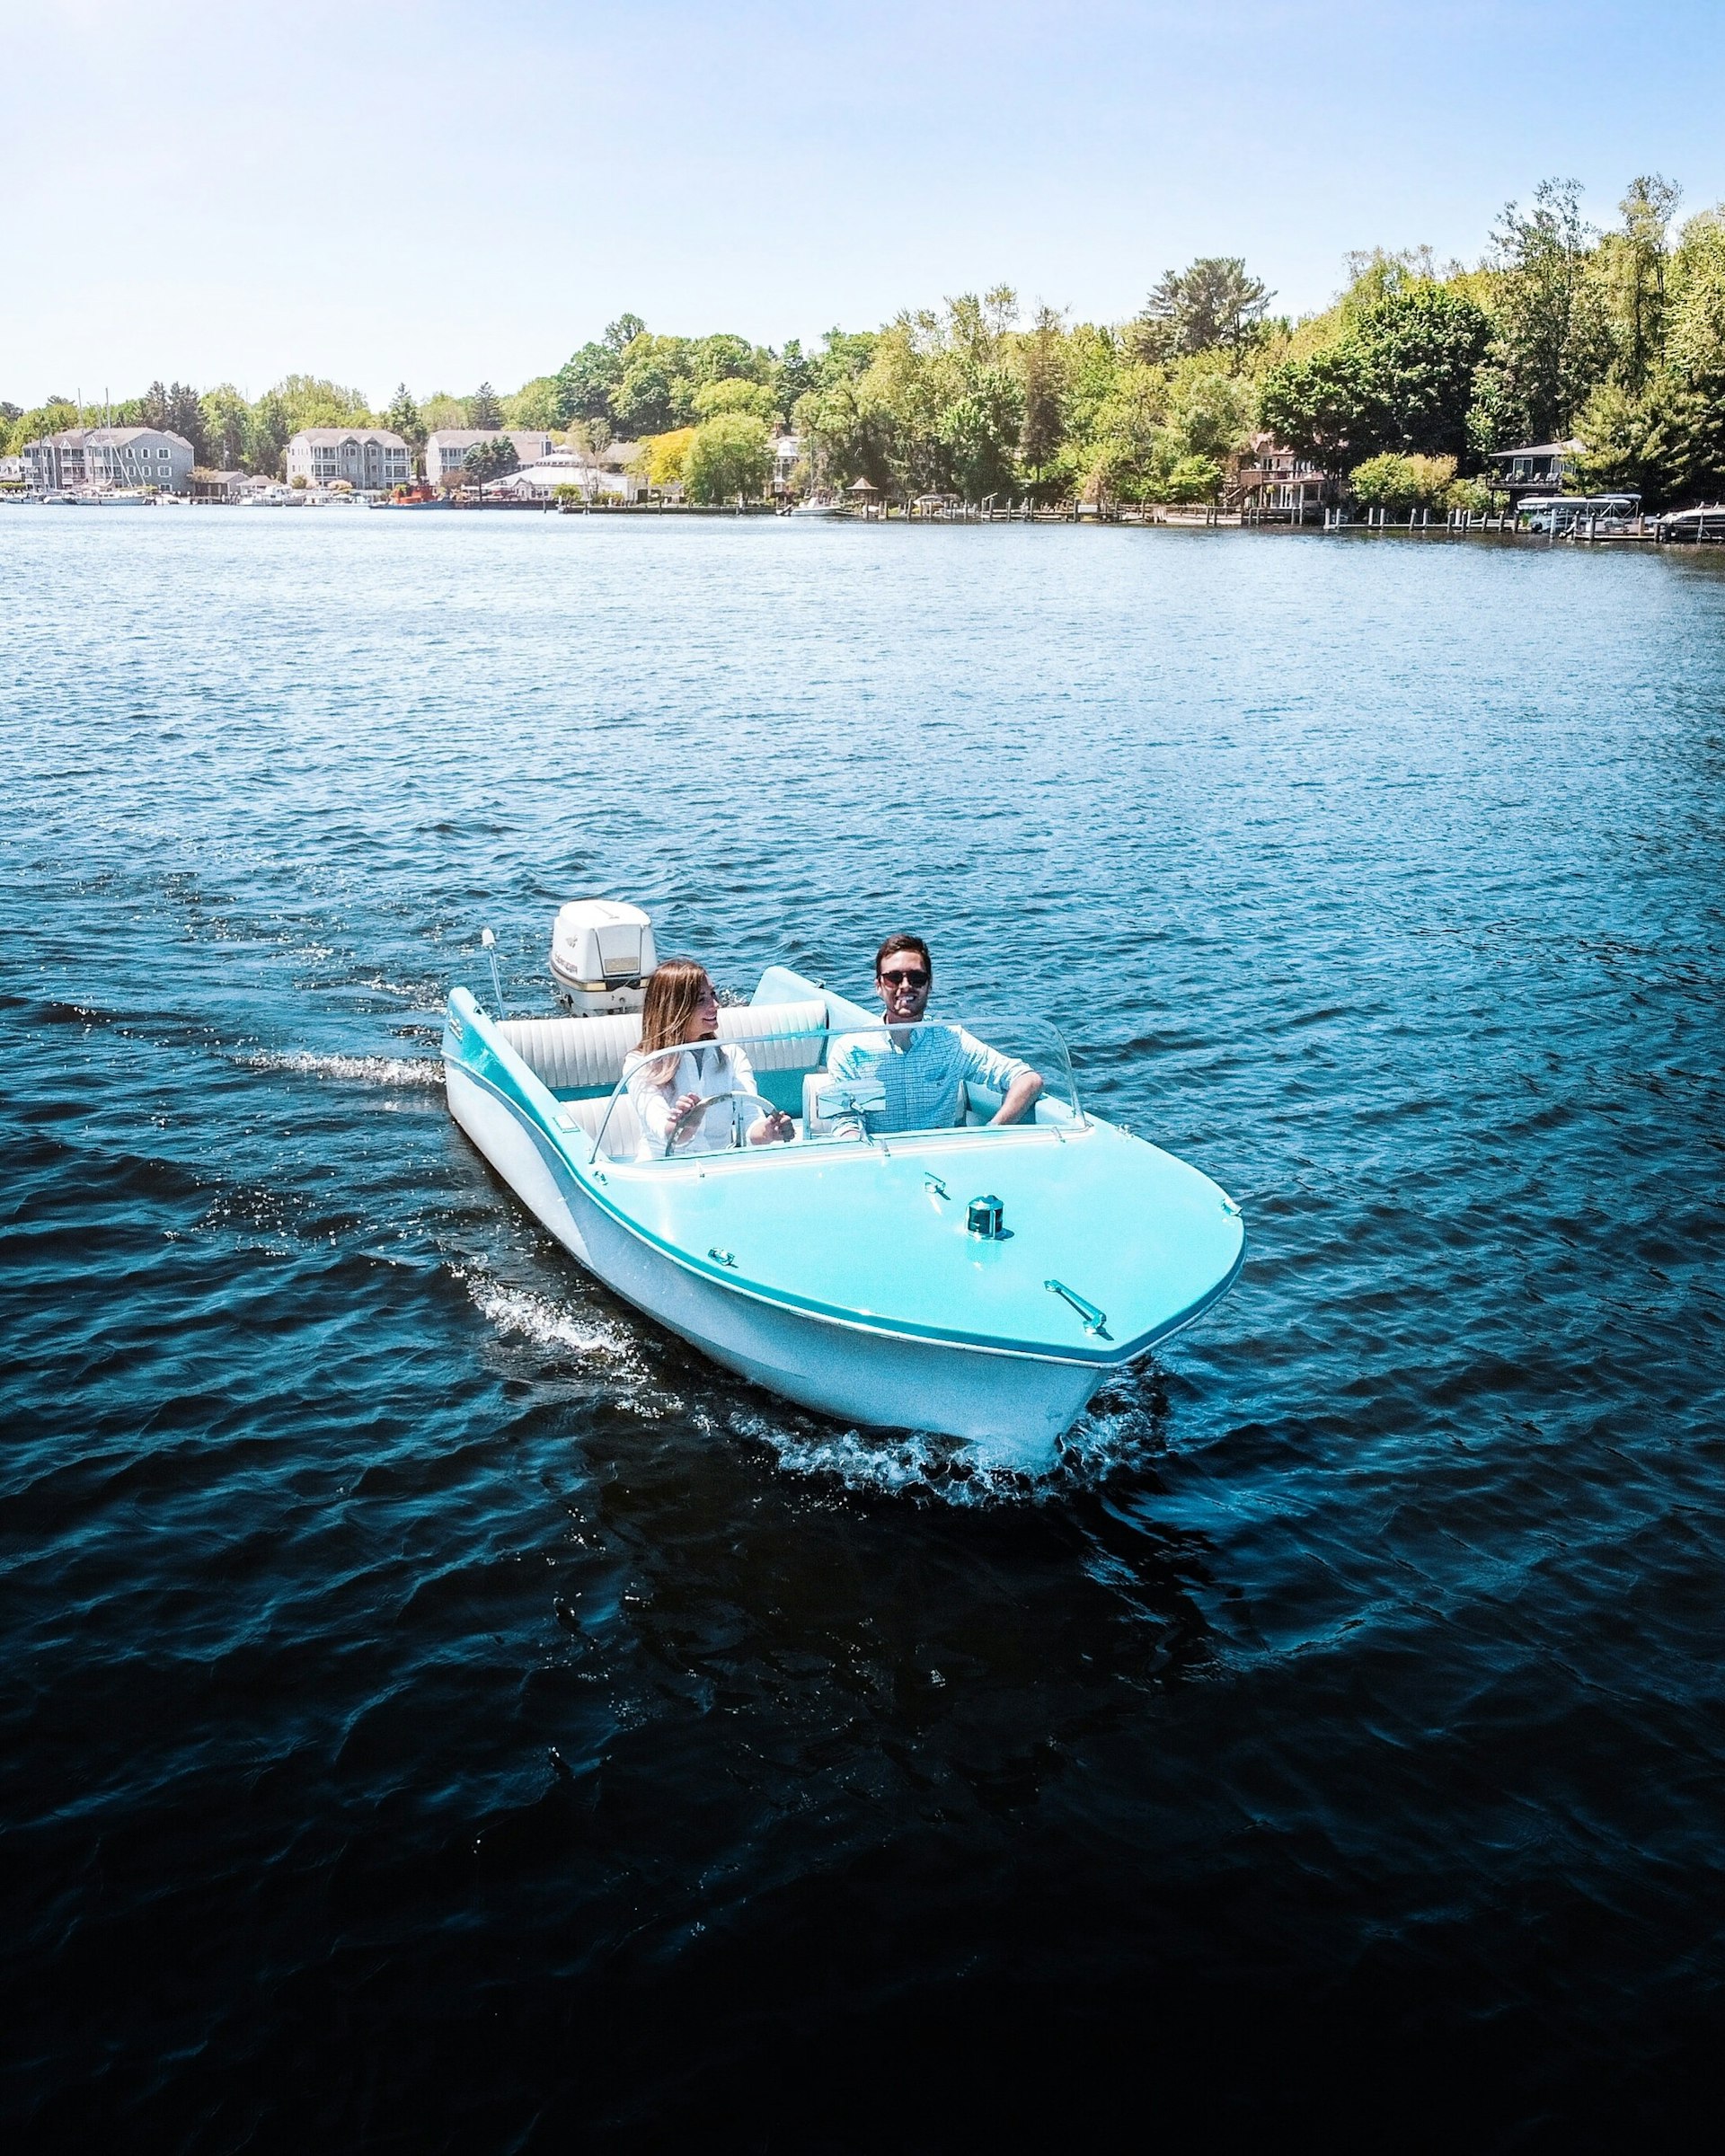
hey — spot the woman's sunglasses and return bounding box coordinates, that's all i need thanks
[880,968,930,990]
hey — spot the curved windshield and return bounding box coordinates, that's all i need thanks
[588,1016,1081,1164]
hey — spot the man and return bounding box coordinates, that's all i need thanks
[825,932,1043,1137]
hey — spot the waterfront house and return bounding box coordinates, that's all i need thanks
[21,426,194,493]
[0,454,23,489]
[1232,432,1330,514]
[190,468,249,500]
[1487,439,1585,507]
[285,429,413,491]
[425,429,553,489]
[768,432,801,499]
[597,440,646,496]
[483,447,650,505]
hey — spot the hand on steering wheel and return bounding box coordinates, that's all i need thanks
[669,1091,792,1147]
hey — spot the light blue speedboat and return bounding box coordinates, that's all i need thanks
[443,949,1243,1472]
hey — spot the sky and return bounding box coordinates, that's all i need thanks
[5,0,1723,409]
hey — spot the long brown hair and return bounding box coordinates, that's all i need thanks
[638,957,712,1063]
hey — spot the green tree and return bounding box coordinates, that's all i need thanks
[1018,305,1067,487]
[1602,174,1681,393]
[8,399,80,453]
[1352,284,1491,459]
[554,340,624,427]
[1348,452,1456,512]
[792,369,889,492]
[646,427,696,489]
[938,369,1023,500]
[684,411,771,502]
[612,335,688,435]
[1336,245,1446,318]
[691,376,776,421]
[1141,257,1273,369]
[1162,455,1224,503]
[199,384,249,468]
[420,393,468,432]
[272,375,370,429]
[789,331,882,486]
[1666,207,1725,377]
[1258,342,1380,473]
[1569,379,1658,497]
[385,383,426,459]
[1643,207,1725,503]
[1075,358,1168,503]
[686,333,766,389]
[467,381,504,429]
[823,295,1022,500]
[1166,358,1252,464]
[243,392,292,476]
[1471,179,1613,449]
[773,338,818,420]
[503,376,561,430]
[140,380,208,460]
[463,435,519,485]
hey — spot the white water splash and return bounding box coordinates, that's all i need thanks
[242,1049,444,1087]
[730,1409,1048,1506]
[451,1249,1166,1504]
[730,1367,1169,1504]
[458,1268,635,1364]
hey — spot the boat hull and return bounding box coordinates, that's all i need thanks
[447,1056,1104,1470]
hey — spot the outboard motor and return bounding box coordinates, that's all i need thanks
[550,900,658,1014]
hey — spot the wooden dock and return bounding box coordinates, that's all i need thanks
[538,495,1725,544]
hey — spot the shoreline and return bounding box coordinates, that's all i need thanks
[5,492,1721,548]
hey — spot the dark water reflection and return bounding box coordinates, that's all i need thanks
[3,512,1722,2147]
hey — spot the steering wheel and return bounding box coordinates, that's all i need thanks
[670,1091,790,1147]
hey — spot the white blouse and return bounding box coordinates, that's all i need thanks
[622,1041,767,1159]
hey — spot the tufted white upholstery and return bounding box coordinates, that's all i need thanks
[720,999,829,1074]
[500,1010,642,1093]
[500,998,828,1096]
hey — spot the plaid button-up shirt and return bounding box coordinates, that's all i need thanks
[826,1022,1031,1136]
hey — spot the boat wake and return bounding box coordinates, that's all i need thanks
[731,1410,1017,1503]
[452,1250,1173,1506]
[457,1268,638,1365]
[241,1048,443,1087]
[728,1360,1171,1506]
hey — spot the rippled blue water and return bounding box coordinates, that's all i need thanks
[4,508,1723,2148]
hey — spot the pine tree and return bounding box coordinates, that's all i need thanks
[467,381,504,429]
[1019,305,1066,487]
[463,436,519,485]
[385,383,425,451]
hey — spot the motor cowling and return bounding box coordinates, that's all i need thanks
[550,900,658,1014]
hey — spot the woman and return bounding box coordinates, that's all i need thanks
[622,959,795,1160]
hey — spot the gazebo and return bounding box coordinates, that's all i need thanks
[846,474,880,516]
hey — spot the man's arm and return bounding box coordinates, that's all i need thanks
[956,1029,1043,1126]
[993,1066,1044,1126]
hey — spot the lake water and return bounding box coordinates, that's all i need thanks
[4,508,1722,2148]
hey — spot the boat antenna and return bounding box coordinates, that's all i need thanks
[481,927,507,1018]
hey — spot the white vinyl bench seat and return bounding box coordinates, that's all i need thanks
[500,998,828,1097]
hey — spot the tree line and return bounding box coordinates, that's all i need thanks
[6,175,1721,509]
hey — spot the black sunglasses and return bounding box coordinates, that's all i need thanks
[880,968,930,989]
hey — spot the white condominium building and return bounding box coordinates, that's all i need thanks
[285,429,414,490]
